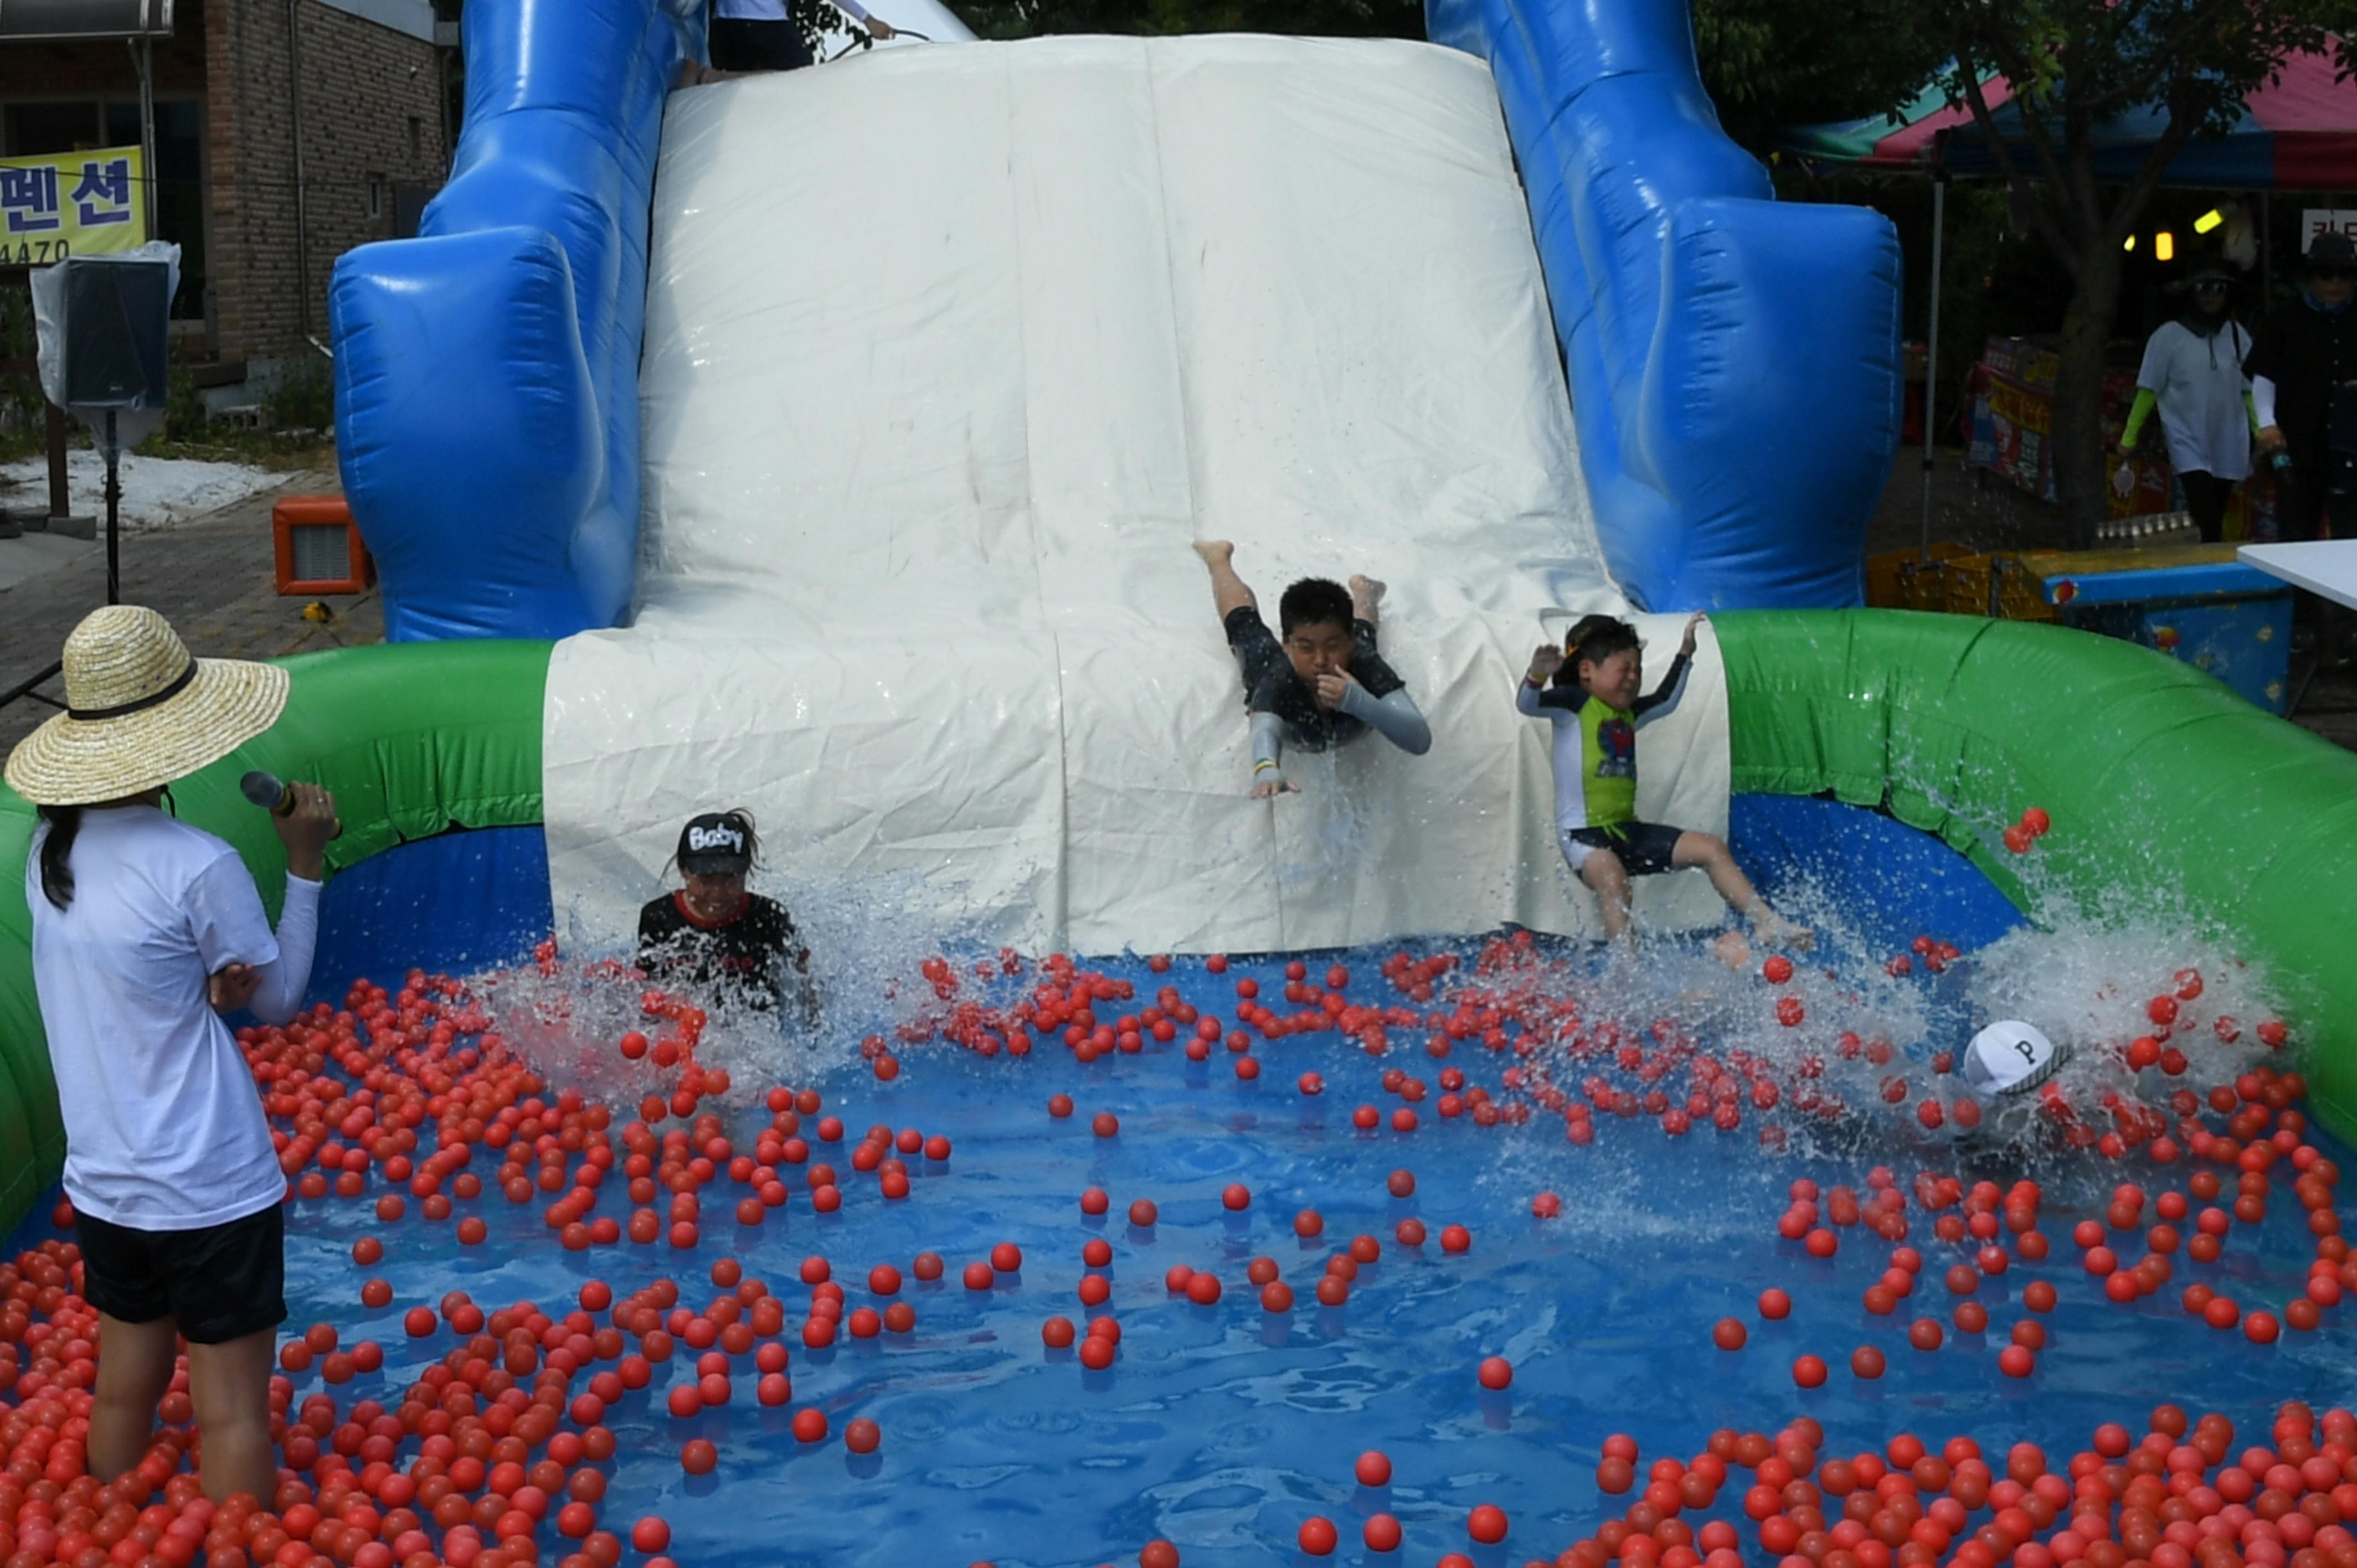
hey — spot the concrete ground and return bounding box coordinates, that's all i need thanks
[0,451,383,760]
[3,445,2349,764]
[1862,448,2357,754]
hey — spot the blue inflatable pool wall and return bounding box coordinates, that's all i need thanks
[330,0,1900,637]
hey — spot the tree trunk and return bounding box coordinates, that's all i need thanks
[2050,244,2123,549]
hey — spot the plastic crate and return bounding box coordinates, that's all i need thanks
[1865,541,1968,610]
[1941,553,2056,623]
[272,495,374,596]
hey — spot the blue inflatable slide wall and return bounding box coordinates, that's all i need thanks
[330,0,1901,638]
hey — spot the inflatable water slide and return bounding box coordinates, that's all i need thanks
[4,0,2357,1231]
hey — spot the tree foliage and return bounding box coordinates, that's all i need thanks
[1685,0,1942,157]
[1908,0,2357,534]
[1933,0,2355,283]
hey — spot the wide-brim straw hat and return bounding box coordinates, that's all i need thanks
[4,605,288,807]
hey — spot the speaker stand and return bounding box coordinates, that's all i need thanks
[101,409,121,606]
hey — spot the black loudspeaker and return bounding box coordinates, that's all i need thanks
[61,257,171,410]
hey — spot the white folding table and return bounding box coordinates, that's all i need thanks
[2237,540,2357,608]
[2238,540,2357,711]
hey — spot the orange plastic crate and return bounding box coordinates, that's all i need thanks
[272,494,374,595]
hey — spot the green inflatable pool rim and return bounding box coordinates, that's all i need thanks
[2,612,2350,1238]
[0,640,550,1237]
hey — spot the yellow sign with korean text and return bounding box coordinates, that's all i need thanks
[0,145,146,264]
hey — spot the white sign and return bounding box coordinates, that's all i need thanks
[2302,209,2357,252]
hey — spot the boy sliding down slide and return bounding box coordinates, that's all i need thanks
[1193,540,1432,797]
[1521,612,1808,948]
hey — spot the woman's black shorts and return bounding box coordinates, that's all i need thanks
[75,1202,287,1344]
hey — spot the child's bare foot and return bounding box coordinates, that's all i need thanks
[1192,540,1235,569]
[1349,574,1386,620]
[1754,913,1814,951]
[1711,931,1752,971]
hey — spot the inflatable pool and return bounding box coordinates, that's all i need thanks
[4,620,2354,1567]
[4,0,2356,1565]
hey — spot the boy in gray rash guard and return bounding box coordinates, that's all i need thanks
[1191,540,1433,797]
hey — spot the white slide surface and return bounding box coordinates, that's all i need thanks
[543,34,1731,955]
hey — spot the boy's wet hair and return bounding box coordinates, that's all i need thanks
[1279,577,1355,638]
[1557,613,1640,686]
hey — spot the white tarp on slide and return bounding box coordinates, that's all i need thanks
[543,34,1732,955]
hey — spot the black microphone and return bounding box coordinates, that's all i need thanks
[241,770,342,839]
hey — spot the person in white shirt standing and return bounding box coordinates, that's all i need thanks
[2117,260,2256,543]
[4,606,338,1505]
[708,0,896,73]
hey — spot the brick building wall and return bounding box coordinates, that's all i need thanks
[206,0,446,364]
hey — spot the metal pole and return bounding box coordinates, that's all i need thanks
[0,662,65,714]
[44,403,71,523]
[1919,173,1947,563]
[286,0,314,341]
[105,410,121,606]
[2260,191,2273,296]
[133,38,158,240]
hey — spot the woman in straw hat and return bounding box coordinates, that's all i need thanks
[6,605,337,1504]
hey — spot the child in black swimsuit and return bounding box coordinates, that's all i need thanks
[636,810,814,1018]
[1191,540,1432,797]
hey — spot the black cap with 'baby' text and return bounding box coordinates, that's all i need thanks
[677,812,752,876]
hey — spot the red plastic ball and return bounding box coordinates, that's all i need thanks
[1298,1518,1339,1556]
[1477,1355,1513,1390]
[1355,1451,1392,1487]
[1467,1504,1509,1545]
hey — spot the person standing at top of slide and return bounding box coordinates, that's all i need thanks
[2117,259,2253,544]
[707,0,896,73]
[6,606,339,1504]
[1192,540,1432,798]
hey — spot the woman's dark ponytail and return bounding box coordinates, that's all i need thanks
[35,804,82,911]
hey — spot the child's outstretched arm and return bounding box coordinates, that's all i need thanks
[1518,643,1562,716]
[1633,614,1703,725]
[1249,711,1298,797]
[1336,680,1432,755]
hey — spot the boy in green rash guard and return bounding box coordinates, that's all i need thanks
[1519,612,1809,948]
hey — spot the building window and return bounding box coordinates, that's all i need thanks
[407,115,421,160]
[367,172,384,221]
